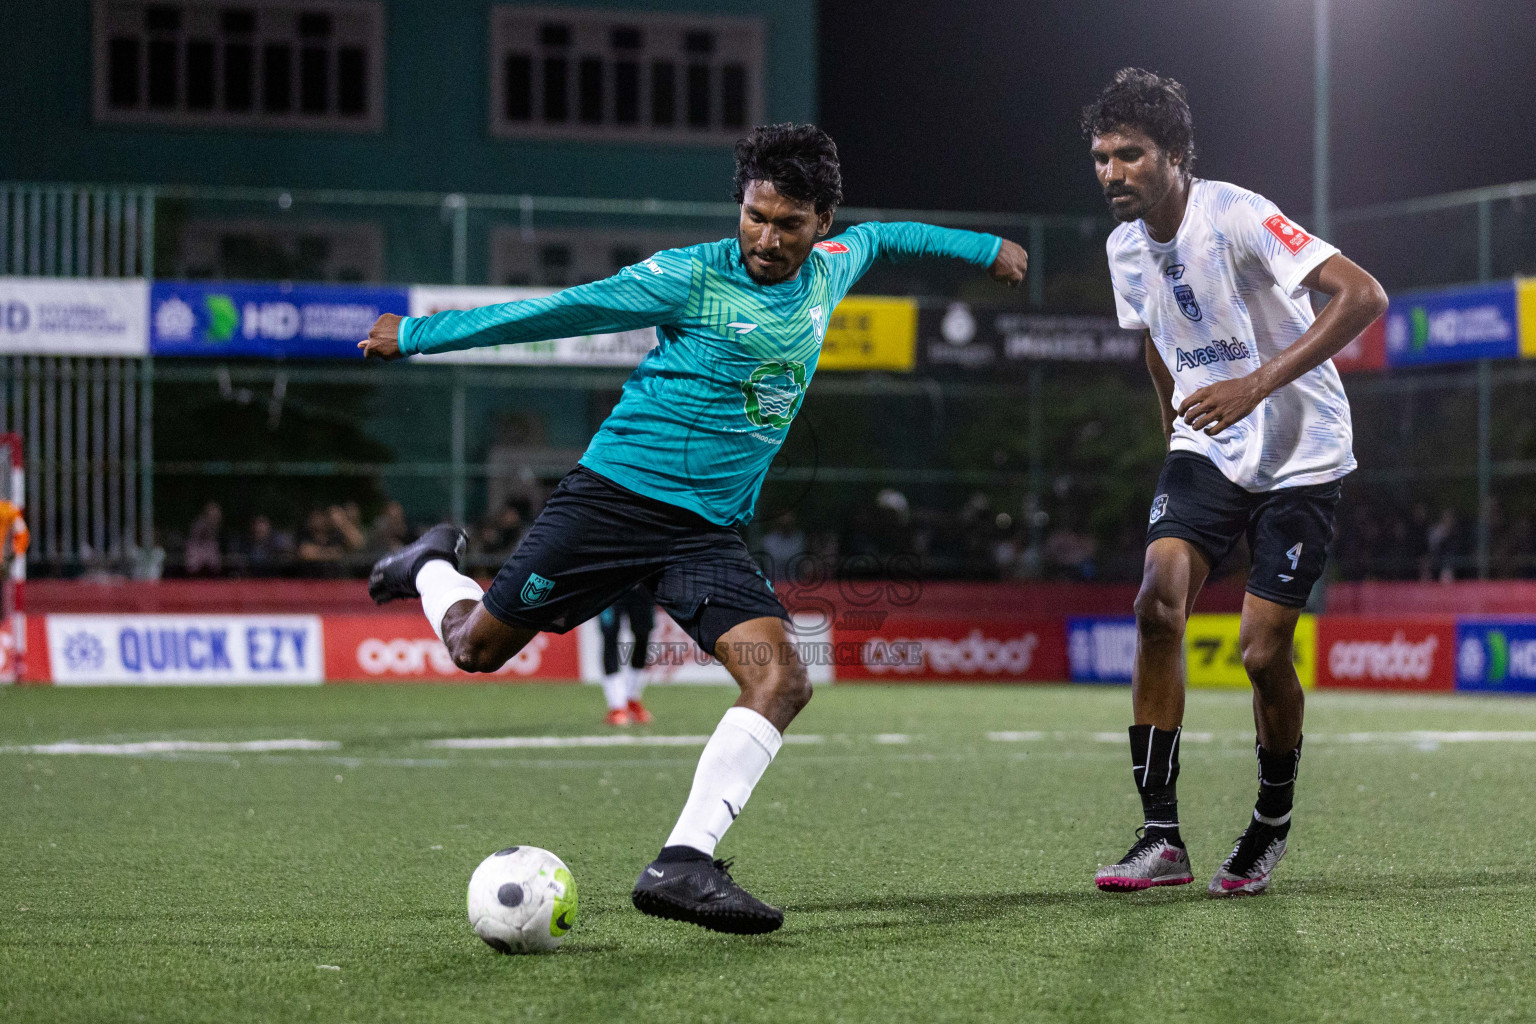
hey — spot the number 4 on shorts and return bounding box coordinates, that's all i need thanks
[1286,543,1303,570]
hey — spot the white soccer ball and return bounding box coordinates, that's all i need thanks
[467,846,578,954]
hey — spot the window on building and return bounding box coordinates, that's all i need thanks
[490,227,709,288]
[94,1,384,131]
[490,7,762,143]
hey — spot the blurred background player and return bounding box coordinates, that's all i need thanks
[1082,70,1387,896]
[366,122,1027,933]
[599,586,655,725]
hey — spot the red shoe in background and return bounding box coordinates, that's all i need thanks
[605,707,632,727]
[626,699,653,725]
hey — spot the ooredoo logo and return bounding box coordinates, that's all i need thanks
[1327,632,1438,682]
[814,240,849,254]
[356,635,546,676]
[862,629,1040,676]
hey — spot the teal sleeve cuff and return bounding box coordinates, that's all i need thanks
[982,234,1003,267]
[397,316,421,356]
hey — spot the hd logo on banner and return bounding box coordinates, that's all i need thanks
[151,281,408,358]
[1455,619,1536,693]
[46,615,323,685]
[1384,282,1519,367]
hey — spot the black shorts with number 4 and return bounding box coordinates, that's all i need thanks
[1146,452,1344,609]
[482,466,788,654]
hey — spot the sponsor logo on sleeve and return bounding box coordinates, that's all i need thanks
[1263,214,1314,255]
[813,240,849,254]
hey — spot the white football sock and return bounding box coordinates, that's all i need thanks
[664,707,782,856]
[415,559,484,642]
[625,664,646,702]
[600,672,628,711]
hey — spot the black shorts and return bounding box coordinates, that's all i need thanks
[482,466,788,653]
[1145,452,1343,608]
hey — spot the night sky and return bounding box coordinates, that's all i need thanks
[819,0,1536,218]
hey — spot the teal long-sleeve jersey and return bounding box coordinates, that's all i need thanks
[399,221,1002,525]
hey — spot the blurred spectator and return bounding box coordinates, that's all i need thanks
[1043,523,1097,581]
[185,502,223,576]
[1422,508,1463,582]
[297,509,349,576]
[238,515,294,577]
[760,511,806,580]
[369,500,410,554]
[337,502,367,553]
[471,501,527,566]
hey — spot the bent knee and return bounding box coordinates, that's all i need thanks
[1134,589,1186,642]
[1240,634,1294,682]
[449,637,512,674]
[768,662,813,714]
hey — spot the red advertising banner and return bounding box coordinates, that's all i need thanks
[321,615,581,683]
[1332,314,1387,374]
[834,615,1068,682]
[1316,616,1455,691]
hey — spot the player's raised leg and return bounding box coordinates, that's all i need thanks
[631,614,810,934]
[1095,536,1207,892]
[368,523,539,671]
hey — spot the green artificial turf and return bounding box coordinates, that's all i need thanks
[3,682,1535,1023]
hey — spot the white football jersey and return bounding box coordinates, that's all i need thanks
[1107,178,1355,491]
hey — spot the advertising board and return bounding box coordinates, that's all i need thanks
[0,277,148,356]
[150,281,409,358]
[44,614,323,685]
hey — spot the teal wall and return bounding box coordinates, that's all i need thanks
[0,0,817,201]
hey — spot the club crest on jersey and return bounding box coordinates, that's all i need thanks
[1149,494,1169,525]
[741,359,808,429]
[520,572,555,606]
[1173,283,1202,322]
[809,305,826,343]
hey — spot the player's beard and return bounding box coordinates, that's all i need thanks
[1104,186,1148,223]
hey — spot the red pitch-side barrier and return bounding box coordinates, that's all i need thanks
[1327,581,1536,616]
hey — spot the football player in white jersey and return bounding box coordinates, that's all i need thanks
[1082,69,1388,896]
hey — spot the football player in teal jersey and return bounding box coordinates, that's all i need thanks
[364,123,1027,934]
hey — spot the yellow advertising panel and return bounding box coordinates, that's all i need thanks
[819,296,917,371]
[1184,613,1316,690]
[1519,278,1536,358]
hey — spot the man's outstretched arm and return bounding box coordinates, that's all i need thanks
[832,221,1026,289]
[359,252,693,360]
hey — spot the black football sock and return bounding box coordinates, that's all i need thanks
[1253,735,1302,838]
[656,845,711,864]
[1129,724,1183,846]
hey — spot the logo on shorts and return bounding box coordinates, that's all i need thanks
[1149,494,1169,525]
[520,572,556,606]
[741,359,808,429]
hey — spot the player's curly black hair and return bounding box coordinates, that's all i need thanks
[1080,68,1197,173]
[732,123,844,213]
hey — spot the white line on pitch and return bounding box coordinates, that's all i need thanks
[0,739,340,755]
[1329,730,1536,744]
[425,733,828,750]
